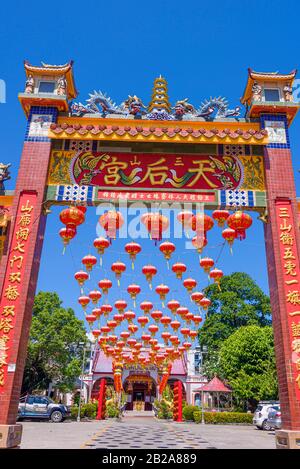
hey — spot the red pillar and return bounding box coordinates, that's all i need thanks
[0,140,52,447]
[264,146,300,447]
[96,378,106,420]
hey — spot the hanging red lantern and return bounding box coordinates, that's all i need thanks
[183,278,197,293]
[189,213,214,234]
[92,308,102,319]
[159,241,176,261]
[141,212,169,243]
[78,295,90,310]
[59,227,76,253]
[85,314,97,326]
[193,315,203,325]
[140,301,153,314]
[101,304,113,317]
[99,210,124,240]
[177,307,189,319]
[167,299,180,315]
[199,257,215,274]
[227,210,252,240]
[191,291,204,305]
[114,300,127,314]
[212,209,230,227]
[120,331,130,341]
[137,316,149,328]
[199,297,211,311]
[113,313,124,324]
[93,237,110,265]
[128,324,138,335]
[222,228,237,253]
[98,279,113,295]
[185,312,194,324]
[183,342,192,350]
[180,327,190,339]
[142,265,157,289]
[209,268,224,289]
[92,329,101,338]
[124,310,136,323]
[111,261,126,286]
[192,235,208,255]
[160,316,172,329]
[171,262,187,279]
[177,210,194,234]
[170,320,181,331]
[125,241,142,269]
[82,254,97,272]
[127,284,141,307]
[151,310,163,323]
[148,324,159,337]
[88,290,102,305]
[161,331,171,345]
[155,284,170,304]
[107,320,117,331]
[74,270,89,293]
[142,333,151,343]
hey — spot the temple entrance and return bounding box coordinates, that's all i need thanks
[124,375,156,411]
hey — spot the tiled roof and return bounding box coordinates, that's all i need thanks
[199,376,232,392]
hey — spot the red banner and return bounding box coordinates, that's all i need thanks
[275,200,300,399]
[72,152,242,190]
[0,193,36,393]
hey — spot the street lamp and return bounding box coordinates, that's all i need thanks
[201,345,208,425]
[77,341,91,422]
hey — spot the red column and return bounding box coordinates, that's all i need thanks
[264,146,300,446]
[0,141,51,447]
[96,378,106,420]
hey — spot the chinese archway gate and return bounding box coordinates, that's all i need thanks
[0,62,299,448]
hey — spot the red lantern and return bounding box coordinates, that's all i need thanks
[189,213,214,234]
[78,295,90,310]
[185,312,194,324]
[120,331,130,341]
[141,213,169,243]
[93,237,110,265]
[227,210,252,240]
[160,316,172,328]
[148,324,159,336]
[151,310,163,323]
[193,315,202,325]
[124,310,136,323]
[140,301,153,314]
[111,261,126,286]
[98,279,113,295]
[88,290,102,304]
[114,300,127,314]
[142,333,151,343]
[74,270,89,293]
[191,291,204,305]
[183,278,197,293]
[101,304,113,317]
[127,284,141,307]
[183,342,192,350]
[170,320,181,331]
[212,209,230,227]
[92,308,102,319]
[107,320,117,331]
[114,313,124,324]
[177,210,194,234]
[161,331,171,344]
[192,235,207,255]
[180,327,190,339]
[209,268,224,289]
[199,257,214,274]
[199,297,211,311]
[222,228,236,253]
[137,316,149,328]
[125,242,141,269]
[171,262,187,279]
[177,307,189,318]
[85,314,97,326]
[159,241,176,261]
[142,265,157,289]
[99,210,124,240]
[82,254,97,272]
[128,324,138,335]
[155,284,170,303]
[167,299,180,314]
[92,329,101,338]
[59,227,76,252]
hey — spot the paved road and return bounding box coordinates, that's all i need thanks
[20,414,276,449]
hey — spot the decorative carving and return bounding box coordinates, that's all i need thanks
[0,163,11,191]
[252,81,262,101]
[173,99,196,119]
[57,76,67,96]
[284,85,293,102]
[25,74,34,94]
[197,97,240,119]
[122,95,147,119]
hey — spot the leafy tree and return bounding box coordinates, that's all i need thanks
[22,291,87,395]
[218,325,278,410]
[199,272,271,351]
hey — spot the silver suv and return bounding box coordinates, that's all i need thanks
[253,401,280,430]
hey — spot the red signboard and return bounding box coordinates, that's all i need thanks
[276,200,300,399]
[0,193,36,393]
[97,190,216,203]
[72,152,242,190]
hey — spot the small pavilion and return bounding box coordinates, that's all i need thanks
[197,376,233,411]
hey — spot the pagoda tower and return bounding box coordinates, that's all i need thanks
[148,76,171,114]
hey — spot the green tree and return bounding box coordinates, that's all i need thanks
[22,291,87,394]
[218,325,278,410]
[199,272,271,351]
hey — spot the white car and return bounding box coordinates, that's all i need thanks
[253,401,280,430]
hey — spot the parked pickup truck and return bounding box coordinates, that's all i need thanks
[18,395,69,423]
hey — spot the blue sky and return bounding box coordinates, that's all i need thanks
[1,0,300,325]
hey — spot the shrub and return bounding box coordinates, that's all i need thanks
[193,411,253,425]
[83,402,97,419]
[106,402,120,418]
[182,405,200,421]
[155,399,173,419]
[70,405,84,420]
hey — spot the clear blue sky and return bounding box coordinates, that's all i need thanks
[1,0,300,325]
